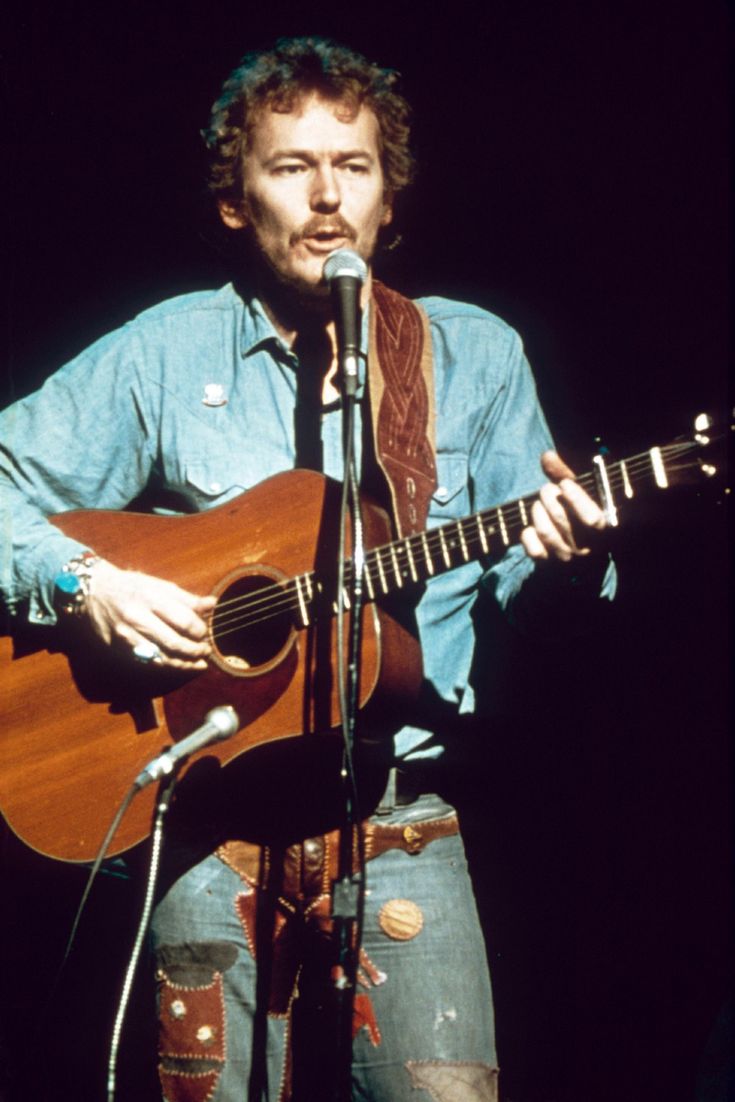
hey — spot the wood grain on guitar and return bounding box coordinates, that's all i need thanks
[0,471,421,862]
[0,417,727,862]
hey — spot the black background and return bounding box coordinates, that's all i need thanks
[1,3,731,1101]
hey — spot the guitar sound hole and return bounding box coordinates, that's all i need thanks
[211,571,294,674]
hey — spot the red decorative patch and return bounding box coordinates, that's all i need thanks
[358,947,387,987]
[346,948,386,1046]
[159,1067,220,1102]
[158,971,226,1063]
[353,992,382,1047]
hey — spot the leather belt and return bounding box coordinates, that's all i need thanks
[363,813,459,859]
[217,813,460,897]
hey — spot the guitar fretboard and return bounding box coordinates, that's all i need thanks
[209,432,712,641]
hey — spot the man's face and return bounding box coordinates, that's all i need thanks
[219,93,392,294]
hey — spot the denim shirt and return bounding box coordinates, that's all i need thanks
[0,284,614,759]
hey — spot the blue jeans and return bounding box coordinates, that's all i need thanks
[150,795,498,1101]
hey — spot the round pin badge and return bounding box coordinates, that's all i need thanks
[378,898,424,941]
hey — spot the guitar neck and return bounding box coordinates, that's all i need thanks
[328,432,712,606]
[267,424,717,628]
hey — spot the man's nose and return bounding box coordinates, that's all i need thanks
[310,165,340,211]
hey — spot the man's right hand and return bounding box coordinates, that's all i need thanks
[86,559,215,671]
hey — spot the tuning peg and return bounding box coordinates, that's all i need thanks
[694,412,712,447]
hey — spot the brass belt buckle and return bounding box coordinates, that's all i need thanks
[402,825,423,854]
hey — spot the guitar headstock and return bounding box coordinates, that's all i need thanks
[585,410,731,526]
[668,411,732,493]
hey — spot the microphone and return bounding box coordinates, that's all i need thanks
[133,706,239,789]
[323,249,368,396]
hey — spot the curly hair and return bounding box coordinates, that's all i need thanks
[203,37,415,207]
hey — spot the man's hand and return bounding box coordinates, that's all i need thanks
[85,559,215,670]
[520,451,607,563]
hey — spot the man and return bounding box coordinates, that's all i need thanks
[0,36,614,1102]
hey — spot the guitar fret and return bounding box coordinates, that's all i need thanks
[650,446,669,488]
[497,506,509,546]
[404,539,419,582]
[420,531,435,575]
[457,520,469,561]
[364,563,376,601]
[305,574,314,602]
[593,454,619,526]
[438,528,452,568]
[519,499,528,526]
[476,514,489,554]
[389,544,404,587]
[294,575,310,627]
[375,548,389,594]
[620,460,633,498]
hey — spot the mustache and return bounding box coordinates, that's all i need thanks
[291,215,357,244]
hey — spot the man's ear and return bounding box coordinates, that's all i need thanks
[218,199,248,230]
[380,196,393,227]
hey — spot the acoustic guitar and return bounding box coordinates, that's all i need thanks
[0,416,724,861]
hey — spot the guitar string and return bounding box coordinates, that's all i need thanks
[206,439,697,622]
[206,441,703,640]
[206,442,703,641]
[205,438,691,628]
[208,443,704,642]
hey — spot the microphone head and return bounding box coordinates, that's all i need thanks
[323,248,368,286]
[205,705,240,738]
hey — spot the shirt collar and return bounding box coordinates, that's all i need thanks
[240,296,292,359]
[239,291,370,393]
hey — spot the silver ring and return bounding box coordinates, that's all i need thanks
[132,640,163,664]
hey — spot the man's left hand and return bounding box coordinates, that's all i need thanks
[520,451,607,563]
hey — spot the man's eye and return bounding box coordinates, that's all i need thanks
[341,162,369,174]
[274,163,306,175]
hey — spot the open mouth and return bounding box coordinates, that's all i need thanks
[296,221,356,252]
[303,231,349,246]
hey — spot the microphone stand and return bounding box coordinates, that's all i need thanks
[330,282,367,1102]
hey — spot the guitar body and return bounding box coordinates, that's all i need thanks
[0,470,423,862]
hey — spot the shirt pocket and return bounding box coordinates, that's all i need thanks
[179,459,250,510]
[427,453,470,524]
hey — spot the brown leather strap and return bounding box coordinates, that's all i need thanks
[368,282,437,537]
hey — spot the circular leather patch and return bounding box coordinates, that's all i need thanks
[378,898,424,940]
